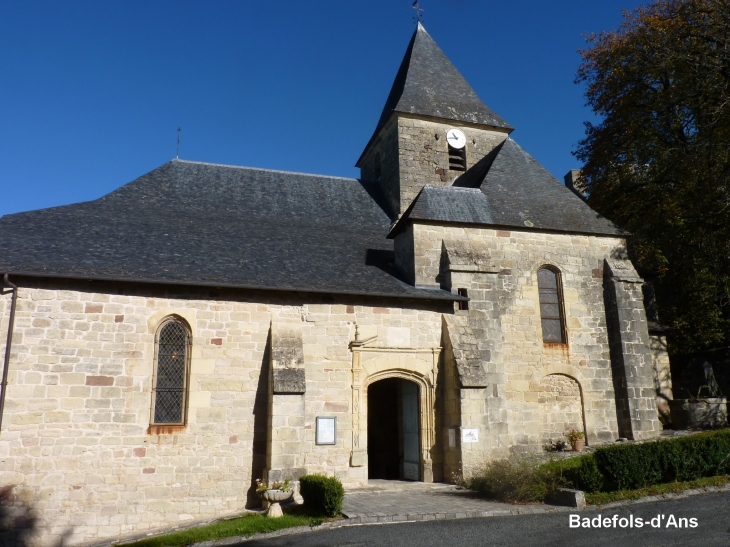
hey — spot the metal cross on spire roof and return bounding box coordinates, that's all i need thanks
[176,127,181,159]
[412,0,424,23]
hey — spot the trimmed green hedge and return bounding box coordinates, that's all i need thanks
[299,474,344,517]
[557,429,730,492]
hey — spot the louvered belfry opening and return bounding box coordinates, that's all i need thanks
[457,288,469,310]
[153,319,190,424]
[538,267,566,344]
[448,144,466,171]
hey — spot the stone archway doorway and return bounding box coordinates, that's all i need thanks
[367,377,421,481]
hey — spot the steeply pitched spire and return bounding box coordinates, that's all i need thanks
[375,23,512,133]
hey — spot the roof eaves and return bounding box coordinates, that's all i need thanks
[1,269,466,302]
[403,218,629,238]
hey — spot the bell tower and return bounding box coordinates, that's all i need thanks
[356,23,514,220]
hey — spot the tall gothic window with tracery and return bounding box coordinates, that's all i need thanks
[152,318,190,424]
[537,267,566,344]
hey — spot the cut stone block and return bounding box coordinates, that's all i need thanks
[546,488,586,509]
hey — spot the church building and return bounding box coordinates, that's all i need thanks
[0,23,662,545]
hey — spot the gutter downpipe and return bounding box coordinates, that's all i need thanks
[0,274,18,434]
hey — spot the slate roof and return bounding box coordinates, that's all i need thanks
[392,186,493,232]
[0,160,460,301]
[390,138,626,237]
[357,23,512,166]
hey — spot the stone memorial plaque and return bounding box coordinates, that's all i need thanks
[316,416,336,445]
[461,428,478,443]
[448,428,456,447]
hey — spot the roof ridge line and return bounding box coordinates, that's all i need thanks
[172,159,359,182]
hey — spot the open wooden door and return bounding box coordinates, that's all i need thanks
[401,381,420,481]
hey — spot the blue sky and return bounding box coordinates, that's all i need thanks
[0,1,635,217]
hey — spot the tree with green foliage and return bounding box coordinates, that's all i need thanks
[575,0,730,354]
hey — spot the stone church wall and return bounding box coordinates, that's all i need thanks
[411,224,628,472]
[358,117,400,219]
[0,282,448,546]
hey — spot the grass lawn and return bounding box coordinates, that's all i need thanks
[585,474,730,505]
[118,506,339,547]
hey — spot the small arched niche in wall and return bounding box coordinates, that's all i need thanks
[538,373,586,447]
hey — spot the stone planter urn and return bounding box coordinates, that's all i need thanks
[669,397,728,429]
[571,438,585,452]
[260,489,292,518]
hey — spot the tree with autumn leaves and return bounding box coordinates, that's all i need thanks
[575,0,730,354]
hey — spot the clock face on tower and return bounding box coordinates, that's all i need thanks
[446,128,466,149]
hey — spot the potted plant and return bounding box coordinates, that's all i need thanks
[256,479,292,518]
[565,429,585,452]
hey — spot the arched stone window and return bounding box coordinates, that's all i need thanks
[151,317,191,425]
[537,267,566,344]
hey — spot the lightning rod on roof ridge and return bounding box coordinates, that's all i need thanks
[176,126,181,159]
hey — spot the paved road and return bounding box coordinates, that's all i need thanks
[242,491,730,547]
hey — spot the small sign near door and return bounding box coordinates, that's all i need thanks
[461,428,479,443]
[316,416,336,445]
[448,429,456,447]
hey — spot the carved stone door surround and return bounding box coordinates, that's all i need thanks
[349,332,441,483]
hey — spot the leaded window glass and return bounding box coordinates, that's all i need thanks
[538,267,566,344]
[152,319,189,424]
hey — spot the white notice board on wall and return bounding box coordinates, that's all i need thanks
[316,416,336,445]
[461,428,479,443]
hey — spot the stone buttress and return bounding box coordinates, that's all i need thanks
[603,259,662,440]
[265,322,307,483]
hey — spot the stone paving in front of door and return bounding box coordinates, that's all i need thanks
[341,480,573,524]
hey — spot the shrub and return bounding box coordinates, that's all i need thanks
[593,442,663,490]
[298,474,344,517]
[468,430,730,502]
[575,455,605,492]
[554,454,605,493]
[592,429,730,490]
[468,459,566,502]
[664,429,730,481]
[549,430,730,493]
